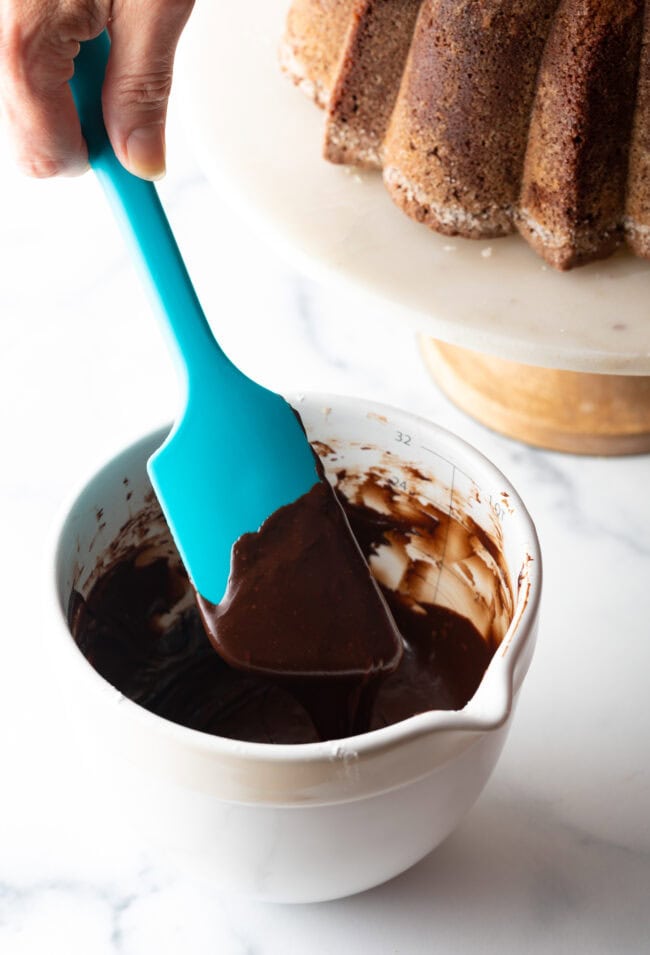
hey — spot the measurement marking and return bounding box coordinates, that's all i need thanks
[455,465,473,483]
[420,445,448,465]
[420,446,472,482]
[410,545,437,562]
[432,464,456,604]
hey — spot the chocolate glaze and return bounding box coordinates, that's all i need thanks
[70,487,496,744]
[70,552,319,744]
[195,480,403,739]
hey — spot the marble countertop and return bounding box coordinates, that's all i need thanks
[1,94,649,953]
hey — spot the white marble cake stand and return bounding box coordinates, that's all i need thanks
[175,1,650,452]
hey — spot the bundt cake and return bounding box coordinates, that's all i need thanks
[280,0,650,270]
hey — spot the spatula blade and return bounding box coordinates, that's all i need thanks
[148,387,319,605]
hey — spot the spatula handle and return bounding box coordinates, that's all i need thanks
[69,32,231,388]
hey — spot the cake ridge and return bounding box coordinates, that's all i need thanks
[324,0,425,169]
[625,0,650,259]
[517,0,643,269]
[382,0,563,244]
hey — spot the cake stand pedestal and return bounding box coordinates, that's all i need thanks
[175,0,650,456]
[421,340,650,455]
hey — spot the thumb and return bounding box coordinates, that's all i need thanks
[102,0,194,180]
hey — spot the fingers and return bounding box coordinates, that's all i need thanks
[0,0,194,181]
[103,0,195,180]
[0,2,104,177]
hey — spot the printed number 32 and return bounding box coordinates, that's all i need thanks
[396,431,412,446]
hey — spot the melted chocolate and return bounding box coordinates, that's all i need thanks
[196,481,403,739]
[70,493,495,743]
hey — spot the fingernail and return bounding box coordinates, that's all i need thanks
[126,125,166,181]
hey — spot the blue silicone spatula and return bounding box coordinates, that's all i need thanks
[69,33,320,606]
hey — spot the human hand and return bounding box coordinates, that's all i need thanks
[0,0,194,179]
